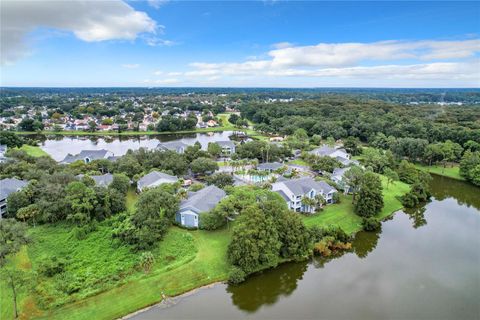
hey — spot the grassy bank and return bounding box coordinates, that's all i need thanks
[414,164,465,181]
[2,175,409,320]
[16,145,49,158]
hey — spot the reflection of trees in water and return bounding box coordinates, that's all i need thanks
[404,205,428,229]
[430,175,480,211]
[227,261,308,313]
[352,229,380,259]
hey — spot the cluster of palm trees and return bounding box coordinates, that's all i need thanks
[229,159,259,173]
[301,193,327,213]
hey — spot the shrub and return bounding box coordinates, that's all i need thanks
[362,217,381,231]
[39,256,66,277]
[199,212,225,230]
[228,266,246,285]
[138,251,155,273]
[72,221,98,240]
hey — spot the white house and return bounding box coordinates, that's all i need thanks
[61,149,115,164]
[272,177,337,213]
[0,178,28,217]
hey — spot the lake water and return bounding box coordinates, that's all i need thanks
[34,132,235,161]
[133,175,480,320]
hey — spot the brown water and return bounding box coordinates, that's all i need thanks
[133,175,480,320]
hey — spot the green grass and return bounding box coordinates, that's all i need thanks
[16,145,49,157]
[414,164,465,181]
[303,175,410,234]
[125,188,138,212]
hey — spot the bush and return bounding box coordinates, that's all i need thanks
[39,256,66,277]
[72,221,98,240]
[228,266,246,285]
[138,251,155,273]
[362,217,381,231]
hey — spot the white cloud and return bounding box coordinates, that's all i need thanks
[122,64,140,69]
[1,0,157,65]
[153,70,163,75]
[155,78,180,85]
[147,0,169,9]
[144,36,176,47]
[177,39,480,86]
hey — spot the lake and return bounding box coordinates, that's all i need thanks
[34,132,235,161]
[132,175,480,320]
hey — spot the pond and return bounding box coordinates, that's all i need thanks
[132,175,480,320]
[32,132,235,161]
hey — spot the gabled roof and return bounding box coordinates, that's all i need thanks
[157,141,190,151]
[137,171,178,189]
[0,178,28,200]
[258,162,283,171]
[274,177,336,196]
[179,185,226,214]
[61,149,111,163]
[332,167,350,178]
[215,140,235,148]
[91,174,114,187]
[309,145,348,157]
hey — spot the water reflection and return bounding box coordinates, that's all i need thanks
[404,205,428,229]
[227,261,308,312]
[430,174,480,211]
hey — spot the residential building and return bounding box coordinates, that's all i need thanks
[216,140,236,155]
[0,178,28,217]
[61,149,115,164]
[137,171,178,192]
[331,167,353,193]
[257,162,284,173]
[157,141,190,154]
[271,177,337,213]
[175,185,226,228]
[309,144,358,166]
[77,173,114,187]
[0,145,7,163]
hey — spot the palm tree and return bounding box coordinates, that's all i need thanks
[314,194,326,210]
[301,196,317,213]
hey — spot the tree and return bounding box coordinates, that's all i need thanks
[277,211,311,260]
[205,172,234,188]
[191,157,218,176]
[228,113,240,125]
[65,181,97,225]
[343,165,364,202]
[354,172,384,218]
[109,173,130,195]
[227,206,281,273]
[0,131,24,148]
[115,155,143,178]
[0,219,30,319]
[18,118,44,131]
[343,137,361,156]
[6,191,30,218]
[207,142,222,158]
[383,168,399,189]
[16,204,40,227]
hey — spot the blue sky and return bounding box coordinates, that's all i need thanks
[1,1,479,87]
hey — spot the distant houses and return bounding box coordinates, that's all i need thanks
[175,185,226,228]
[0,178,28,217]
[272,177,337,213]
[61,149,115,164]
[137,171,178,192]
[257,161,284,173]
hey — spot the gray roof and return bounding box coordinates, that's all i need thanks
[215,140,235,148]
[0,178,28,200]
[91,174,114,187]
[157,141,190,151]
[332,167,350,178]
[137,171,178,190]
[61,149,111,164]
[275,177,336,195]
[276,189,290,202]
[258,162,283,171]
[309,145,348,157]
[179,185,226,214]
[0,145,7,154]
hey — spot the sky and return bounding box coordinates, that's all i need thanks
[1,0,479,88]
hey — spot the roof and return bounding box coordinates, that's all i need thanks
[61,149,111,163]
[157,141,190,151]
[258,162,283,171]
[273,177,336,196]
[91,174,114,187]
[309,145,348,157]
[215,140,235,148]
[276,189,290,202]
[179,185,226,214]
[137,171,178,189]
[0,145,7,153]
[0,178,28,200]
[332,167,350,178]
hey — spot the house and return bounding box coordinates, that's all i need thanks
[0,178,28,217]
[77,173,114,187]
[216,140,236,155]
[309,144,357,166]
[257,162,284,173]
[137,171,178,192]
[207,120,217,127]
[61,149,115,164]
[331,167,353,193]
[175,185,226,228]
[157,141,190,154]
[271,177,337,213]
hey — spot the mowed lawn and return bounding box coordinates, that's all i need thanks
[414,164,465,181]
[303,175,409,234]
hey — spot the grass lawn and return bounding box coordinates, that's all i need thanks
[16,145,49,157]
[414,164,465,181]
[125,188,138,212]
[303,175,409,234]
[287,159,309,166]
